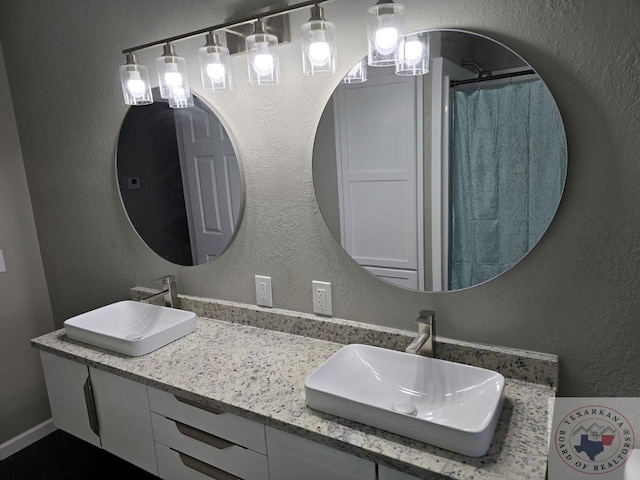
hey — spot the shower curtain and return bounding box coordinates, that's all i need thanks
[450,80,565,290]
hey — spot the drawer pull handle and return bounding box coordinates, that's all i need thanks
[175,395,225,415]
[177,451,241,480]
[175,421,236,450]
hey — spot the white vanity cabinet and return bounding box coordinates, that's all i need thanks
[148,386,269,480]
[265,426,376,480]
[39,352,158,475]
[40,352,413,480]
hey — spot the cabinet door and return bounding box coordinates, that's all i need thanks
[266,426,375,480]
[378,465,421,480]
[39,352,101,447]
[89,367,157,475]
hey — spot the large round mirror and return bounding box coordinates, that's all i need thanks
[117,90,244,266]
[313,29,567,292]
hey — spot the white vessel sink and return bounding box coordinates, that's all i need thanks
[305,344,505,457]
[64,300,196,356]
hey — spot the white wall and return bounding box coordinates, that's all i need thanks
[0,0,639,397]
[0,41,55,444]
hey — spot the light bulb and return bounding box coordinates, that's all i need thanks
[375,26,399,55]
[126,72,146,97]
[402,40,423,66]
[253,54,274,75]
[253,43,274,76]
[172,86,186,97]
[206,62,226,81]
[308,41,331,66]
[164,71,183,88]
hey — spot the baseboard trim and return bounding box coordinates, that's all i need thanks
[0,419,57,460]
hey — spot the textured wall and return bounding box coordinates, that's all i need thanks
[0,42,55,443]
[1,0,639,397]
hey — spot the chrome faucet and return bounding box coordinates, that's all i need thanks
[405,310,436,357]
[142,275,178,308]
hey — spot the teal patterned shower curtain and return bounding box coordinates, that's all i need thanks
[450,80,565,290]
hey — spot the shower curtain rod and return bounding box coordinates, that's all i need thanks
[450,69,536,87]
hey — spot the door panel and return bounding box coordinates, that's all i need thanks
[90,367,157,475]
[175,109,240,264]
[39,352,101,448]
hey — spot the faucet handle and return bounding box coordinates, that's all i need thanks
[416,310,435,325]
[153,275,176,287]
[416,310,435,349]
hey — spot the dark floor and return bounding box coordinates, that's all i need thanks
[0,430,158,479]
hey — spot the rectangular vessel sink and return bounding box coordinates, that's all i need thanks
[305,344,505,457]
[64,300,196,356]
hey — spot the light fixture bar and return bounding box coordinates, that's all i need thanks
[122,0,332,55]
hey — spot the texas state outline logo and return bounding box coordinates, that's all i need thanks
[554,405,635,475]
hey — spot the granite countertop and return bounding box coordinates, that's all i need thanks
[32,316,554,480]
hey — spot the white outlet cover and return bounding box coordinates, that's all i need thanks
[255,275,273,308]
[312,280,332,316]
[0,250,5,273]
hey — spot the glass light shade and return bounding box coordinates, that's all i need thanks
[157,44,190,99]
[119,54,152,105]
[367,1,405,67]
[396,33,429,75]
[169,94,194,109]
[246,22,280,85]
[301,6,336,76]
[199,33,232,91]
[342,58,368,84]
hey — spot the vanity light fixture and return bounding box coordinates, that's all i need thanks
[301,4,337,76]
[119,53,153,105]
[156,43,191,106]
[246,19,280,85]
[199,32,232,91]
[120,0,432,105]
[367,0,405,67]
[341,58,367,83]
[396,32,429,75]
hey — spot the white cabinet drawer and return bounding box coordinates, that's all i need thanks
[148,386,266,454]
[266,426,376,480]
[157,442,255,480]
[152,413,269,480]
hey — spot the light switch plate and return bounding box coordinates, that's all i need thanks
[0,250,5,273]
[255,275,273,307]
[312,281,332,316]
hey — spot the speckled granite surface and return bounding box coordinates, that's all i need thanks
[132,287,559,388]
[33,317,554,480]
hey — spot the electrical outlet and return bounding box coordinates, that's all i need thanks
[312,281,332,316]
[255,275,273,307]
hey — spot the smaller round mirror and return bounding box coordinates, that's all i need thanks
[313,29,567,292]
[117,90,244,266]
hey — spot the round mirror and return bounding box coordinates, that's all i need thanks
[313,29,567,292]
[117,90,244,266]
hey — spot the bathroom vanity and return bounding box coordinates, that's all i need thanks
[32,293,557,479]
